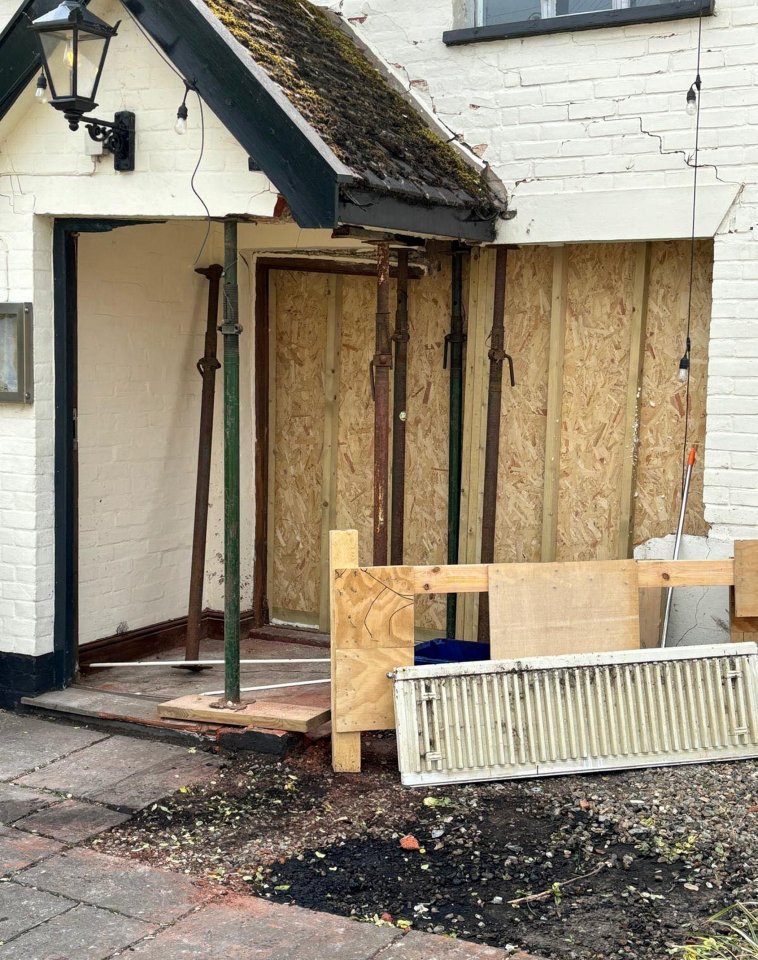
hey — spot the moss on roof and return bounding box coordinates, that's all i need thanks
[204,0,497,212]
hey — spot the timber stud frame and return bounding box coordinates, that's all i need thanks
[329,529,758,773]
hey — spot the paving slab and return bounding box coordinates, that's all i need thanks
[0,902,154,960]
[15,734,221,810]
[378,931,511,959]
[0,784,60,825]
[16,848,211,923]
[13,798,131,842]
[0,882,75,942]
[124,894,401,959]
[0,711,107,781]
[0,826,63,874]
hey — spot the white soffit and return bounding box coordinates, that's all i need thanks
[499,183,740,245]
[392,643,758,787]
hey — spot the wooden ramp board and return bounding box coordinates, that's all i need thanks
[158,692,331,733]
[489,559,641,660]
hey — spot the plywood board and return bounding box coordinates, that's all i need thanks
[404,254,451,633]
[158,692,331,733]
[557,244,636,562]
[331,566,415,649]
[489,559,641,660]
[495,246,553,565]
[270,271,329,620]
[334,646,415,732]
[633,240,712,545]
[337,276,377,566]
[734,540,758,618]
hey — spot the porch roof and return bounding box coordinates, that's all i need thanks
[0,0,504,241]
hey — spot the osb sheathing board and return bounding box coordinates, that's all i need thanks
[337,265,450,633]
[404,256,450,632]
[634,240,712,544]
[270,270,329,619]
[336,275,376,568]
[494,247,553,564]
[492,240,712,565]
[556,243,637,561]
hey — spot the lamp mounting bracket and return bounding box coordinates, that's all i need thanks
[66,110,135,172]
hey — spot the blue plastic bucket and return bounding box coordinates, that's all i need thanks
[414,639,490,666]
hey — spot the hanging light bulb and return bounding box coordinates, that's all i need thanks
[35,73,48,103]
[63,39,76,71]
[678,337,692,383]
[175,101,188,135]
[686,85,697,116]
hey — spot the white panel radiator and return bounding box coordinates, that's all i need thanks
[392,644,758,786]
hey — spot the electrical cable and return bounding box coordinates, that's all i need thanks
[680,7,704,498]
[190,91,213,266]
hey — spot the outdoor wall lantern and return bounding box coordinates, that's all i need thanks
[29,0,135,171]
[0,304,34,404]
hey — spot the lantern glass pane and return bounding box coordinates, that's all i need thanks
[0,313,19,395]
[40,30,74,99]
[76,33,109,100]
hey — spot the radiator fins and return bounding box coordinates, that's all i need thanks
[392,644,758,786]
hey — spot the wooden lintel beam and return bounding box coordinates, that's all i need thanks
[257,257,424,280]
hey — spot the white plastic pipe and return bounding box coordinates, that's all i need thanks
[88,659,329,668]
[201,678,332,697]
[661,447,697,648]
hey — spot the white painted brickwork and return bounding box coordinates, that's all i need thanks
[0,0,272,656]
[318,0,758,543]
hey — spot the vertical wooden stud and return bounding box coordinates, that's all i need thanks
[330,529,362,772]
[265,274,278,617]
[458,248,496,640]
[319,277,343,632]
[541,246,569,563]
[618,242,651,559]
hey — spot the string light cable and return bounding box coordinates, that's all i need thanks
[679,7,704,497]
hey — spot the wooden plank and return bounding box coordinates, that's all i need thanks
[541,247,569,562]
[636,559,734,589]
[639,587,664,649]
[618,242,651,558]
[458,249,495,639]
[730,586,758,643]
[319,277,342,632]
[158,693,330,733]
[330,529,362,772]
[413,565,489,596]
[334,647,415,732]
[489,559,640,660]
[734,540,758,618]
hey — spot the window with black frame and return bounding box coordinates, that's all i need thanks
[479,0,705,25]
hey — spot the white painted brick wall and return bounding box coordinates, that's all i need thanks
[0,0,272,656]
[316,0,758,544]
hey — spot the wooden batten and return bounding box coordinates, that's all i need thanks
[330,529,362,772]
[618,242,651,558]
[319,277,342,631]
[457,248,496,640]
[541,246,569,562]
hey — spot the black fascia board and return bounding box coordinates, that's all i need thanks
[0,0,65,118]
[443,0,713,46]
[338,188,497,244]
[120,0,354,229]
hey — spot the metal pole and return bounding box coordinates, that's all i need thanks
[390,250,410,566]
[478,247,510,643]
[661,446,697,648]
[222,221,241,704]
[184,264,223,666]
[446,246,466,638]
[372,243,392,566]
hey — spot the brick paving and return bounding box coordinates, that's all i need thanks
[0,710,537,959]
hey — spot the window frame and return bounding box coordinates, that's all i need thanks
[446,0,713,45]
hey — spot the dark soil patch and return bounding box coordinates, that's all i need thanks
[95,738,758,959]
